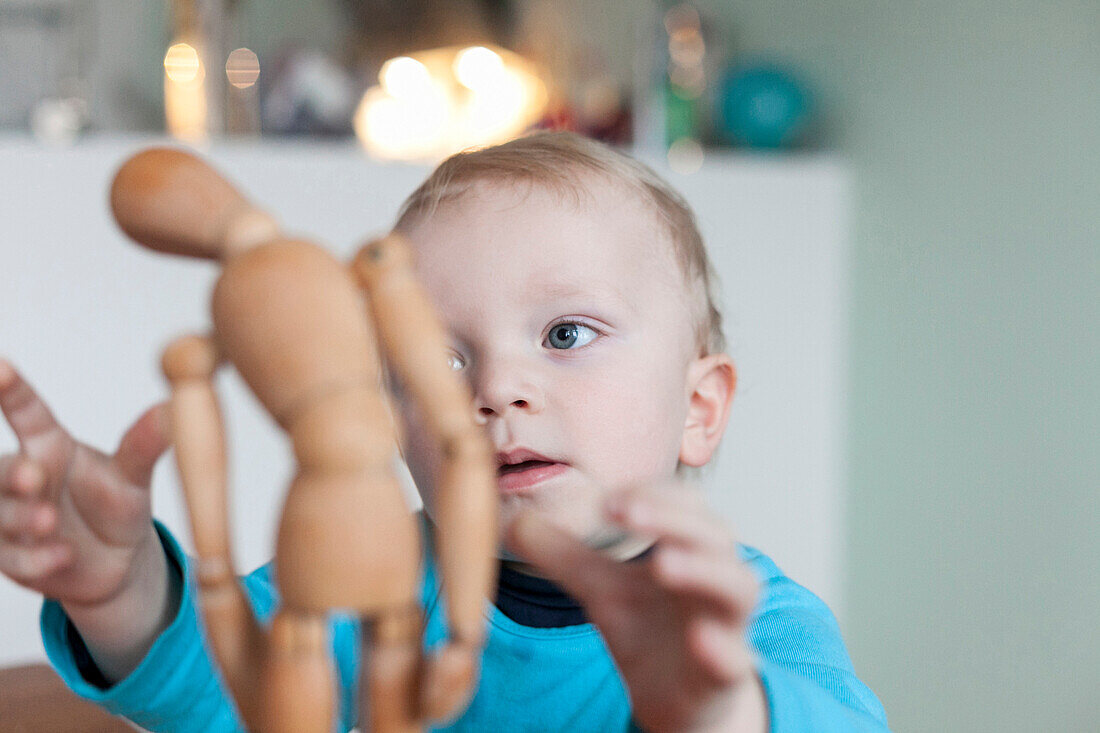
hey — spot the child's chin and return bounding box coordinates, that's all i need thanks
[499,500,605,540]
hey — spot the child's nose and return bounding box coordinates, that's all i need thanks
[475,394,543,421]
[477,399,528,419]
[472,363,544,421]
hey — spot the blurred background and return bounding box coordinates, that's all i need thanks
[1,1,1097,731]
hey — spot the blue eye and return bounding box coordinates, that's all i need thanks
[447,352,466,371]
[545,322,597,350]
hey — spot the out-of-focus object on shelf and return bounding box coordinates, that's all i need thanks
[30,96,89,146]
[341,0,512,73]
[715,62,813,150]
[632,2,726,163]
[662,4,709,147]
[0,663,134,732]
[570,71,631,145]
[165,0,260,142]
[163,37,208,142]
[224,45,261,135]
[508,1,631,145]
[353,44,547,162]
[0,0,94,143]
[262,48,357,136]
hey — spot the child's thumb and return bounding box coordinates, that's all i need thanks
[113,402,172,487]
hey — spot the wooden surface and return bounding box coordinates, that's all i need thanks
[0,664,135,732]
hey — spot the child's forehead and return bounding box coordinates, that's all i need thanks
[412,182,673,278]
[404,182,694,325]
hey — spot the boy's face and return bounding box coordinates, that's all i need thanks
[398,180,701,547]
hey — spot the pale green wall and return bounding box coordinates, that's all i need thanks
[692,2,1100,730]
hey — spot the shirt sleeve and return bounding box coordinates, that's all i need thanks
[39,521,360,733]
[739,545,890,732]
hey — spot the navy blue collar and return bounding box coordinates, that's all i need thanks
[493,544,656,628]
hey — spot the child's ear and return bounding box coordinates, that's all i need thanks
[679,353,737,467]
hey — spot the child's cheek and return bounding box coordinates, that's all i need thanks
[576,370,682,484]
[393,399,442,513]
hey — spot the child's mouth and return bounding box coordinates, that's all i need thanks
[496,460,567,494]
[498,460,552,475]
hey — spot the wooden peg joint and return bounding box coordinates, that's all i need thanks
[162,335,222,382]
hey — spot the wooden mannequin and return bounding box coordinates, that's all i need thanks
[109,148,498,732]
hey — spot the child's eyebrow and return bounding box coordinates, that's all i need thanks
[530,280,633,313]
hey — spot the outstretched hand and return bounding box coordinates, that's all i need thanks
[0,358,170,606]
[506,483,767,733]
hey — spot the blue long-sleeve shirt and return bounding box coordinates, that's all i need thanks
[41,521,889,732]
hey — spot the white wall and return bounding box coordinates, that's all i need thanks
[0,136,849,667]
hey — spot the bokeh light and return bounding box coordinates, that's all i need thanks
[225,48,260,89]
[164,41,207,142]
[667,137,704,174]
[380,56,433,99]
[454,46,505,91]
[355,44,547,162]
[164,43,202,85]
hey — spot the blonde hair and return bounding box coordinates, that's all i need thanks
[394,131,725,355]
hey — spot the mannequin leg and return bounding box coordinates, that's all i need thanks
[360,604,423,733]
[260,608,334,733]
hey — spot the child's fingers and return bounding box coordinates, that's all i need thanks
[112,402,171,488]
[687,616,756,686]
[0,540,73,586]
[0,455,48,500]
[0,497,57,541]
[651,545,758,621]
[0,360,70,457]
[605,487,734,553]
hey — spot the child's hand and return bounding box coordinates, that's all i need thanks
[507,484,768,733]
[0,359,171,624]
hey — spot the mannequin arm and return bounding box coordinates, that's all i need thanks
[351,234,497,719]
[161,334,265,727]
